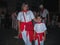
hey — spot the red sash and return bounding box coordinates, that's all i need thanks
[35,33,44,45]
[19,21,34,41]
[20,21,34,31]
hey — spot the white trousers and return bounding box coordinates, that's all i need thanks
[21,30,32,45]
[35,39,44,45]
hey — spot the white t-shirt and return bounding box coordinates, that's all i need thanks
[34,23,47,33]
[17,10,35,22]
[40,9,49,18]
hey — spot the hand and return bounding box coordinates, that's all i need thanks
[18,31,21,36]
[43,37,46,41]
[18,31,22,38]
[34,32,36,40]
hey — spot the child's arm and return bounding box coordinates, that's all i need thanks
[34,31,35,40]
[44,30,47,41]
[17,20,21,34]
[34,24,37,40]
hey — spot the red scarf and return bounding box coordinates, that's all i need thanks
[22,10,28,12]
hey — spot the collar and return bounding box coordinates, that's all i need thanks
[22,10,28,12]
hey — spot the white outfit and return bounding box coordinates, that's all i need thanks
[40,9,49,23]
[17,10,35,22]
[34,23,47,45]
[21,26,32,45]
[34,23,47,33]
[17,10,35,45]
[40,9,49,18]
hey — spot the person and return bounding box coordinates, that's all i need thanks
[34,15,47,45]
[17,2,38,45]
[39,4,49,25]
[0,11,5,28]
[11,10,18,38]
[12,11,18,30]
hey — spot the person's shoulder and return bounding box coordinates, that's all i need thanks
[41,23,45,25]
[27,10,33,15]
[28,10,33,13]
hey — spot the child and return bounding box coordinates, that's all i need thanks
[34,15,47,45]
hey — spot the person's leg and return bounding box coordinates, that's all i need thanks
[22,30,32,45]
[21,30,27,45]
[26,34,32,45]
[40,40,44,45]
[35,39,38,45]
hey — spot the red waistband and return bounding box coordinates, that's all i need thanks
[35,32,44,40]
[35,32,44,45]
[20,21,34,31]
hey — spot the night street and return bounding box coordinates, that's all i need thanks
[0,26,60,45]
[0,0,60,45]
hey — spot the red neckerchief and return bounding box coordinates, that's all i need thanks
[22,10,28,12]
[22,10,28,22]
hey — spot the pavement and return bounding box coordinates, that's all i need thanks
[0,25,60,45]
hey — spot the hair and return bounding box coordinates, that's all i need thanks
[36,15,42,19]
[21,2,29,10]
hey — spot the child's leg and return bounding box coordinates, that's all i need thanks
[35,39,38,45]
[40,40,44,45]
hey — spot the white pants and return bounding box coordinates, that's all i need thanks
[35,40,44,45]
[22,30,32,45]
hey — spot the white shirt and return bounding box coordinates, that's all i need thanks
[34,23,47,33]
[40,9,49,18]
[17,10,35,22]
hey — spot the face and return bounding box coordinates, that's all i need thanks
[40,7,44,11]
[37,17,42,22]
[40,5,44,10]
[22,4,29,11]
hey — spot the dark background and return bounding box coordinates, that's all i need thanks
[0,0,58,12]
